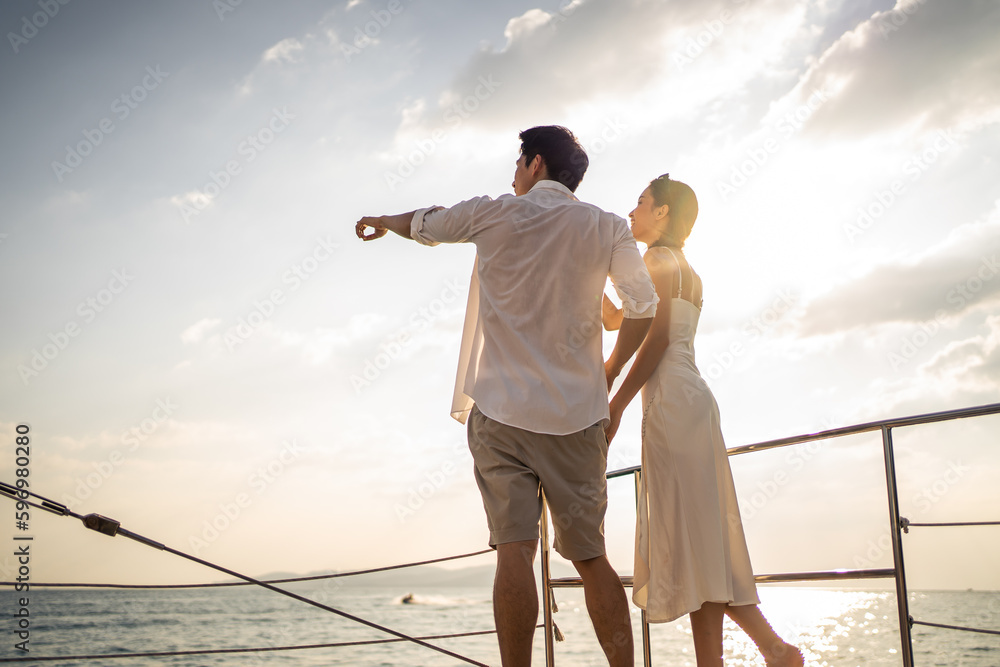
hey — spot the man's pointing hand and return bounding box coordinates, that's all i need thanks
[355,216,388,241]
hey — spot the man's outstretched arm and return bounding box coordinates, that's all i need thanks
[355,211,418,242]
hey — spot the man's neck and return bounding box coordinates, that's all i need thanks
[522,174,553,193]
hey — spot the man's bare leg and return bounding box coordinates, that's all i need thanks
[495,540,539,667]
[573,555,633,667]
[689,601,726,666]
[725,605,804,666]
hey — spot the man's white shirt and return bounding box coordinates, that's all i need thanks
[410,180,657,436]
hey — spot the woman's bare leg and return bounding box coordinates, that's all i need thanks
[689,602,726,666]
[725,604,803,666]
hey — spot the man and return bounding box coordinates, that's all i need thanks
[355,125,657,667]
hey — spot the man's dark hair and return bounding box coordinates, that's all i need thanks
[518,125,589,192]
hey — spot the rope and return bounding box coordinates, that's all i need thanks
[0,483,492,667]
[4,549,493,589]
[0,627,529,663]
[160,543,492,666]
[911,618,1000,637]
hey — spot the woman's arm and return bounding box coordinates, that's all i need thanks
[602,293,624,331]
[606,252,677,442]
[605,316,652,390]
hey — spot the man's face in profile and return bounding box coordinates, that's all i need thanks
[512,153,533,196]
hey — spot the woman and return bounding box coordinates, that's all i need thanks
[603,174,803,666]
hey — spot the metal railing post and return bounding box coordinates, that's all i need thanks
[882,425,915,666]
[541,500,556,667]
[635,469,652,667]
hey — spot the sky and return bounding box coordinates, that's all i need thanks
[1,0,999,593]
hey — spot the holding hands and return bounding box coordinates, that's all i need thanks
[602,296,654,444]
[604,345,630,444]
[605,397,626,444]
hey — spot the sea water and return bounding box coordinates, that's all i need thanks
[1,586,997,666]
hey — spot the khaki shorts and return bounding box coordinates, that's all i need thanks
[467,404,609,561]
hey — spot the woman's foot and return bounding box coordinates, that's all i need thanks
[763,641,804,666]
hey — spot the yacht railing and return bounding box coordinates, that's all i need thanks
[540,401,1000,667]
[5,402,998,664]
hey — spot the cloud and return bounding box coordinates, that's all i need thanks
[920,314,1000,391]
[225,313,386,362]
[425,0,714,128]
[502,8,554,45]
[170,189,215,213]
[797,210,1000,336]
[794,0,1000,137]
[181,318,221,344]
[394,0,869,146]
[262,38,305,65]
[868,314,1000,415]
[240,31,329,94]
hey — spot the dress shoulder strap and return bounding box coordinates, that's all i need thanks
[662,246,683,298]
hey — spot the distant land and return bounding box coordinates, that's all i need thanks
[247,563,997,593]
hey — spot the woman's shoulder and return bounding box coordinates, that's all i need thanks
[642,246,682,273]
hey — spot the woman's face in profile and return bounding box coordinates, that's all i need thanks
[629,186,664,245]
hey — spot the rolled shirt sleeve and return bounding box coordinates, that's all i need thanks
[410,195,501,246]
[409,206,445,246]
[609,220,658,319]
